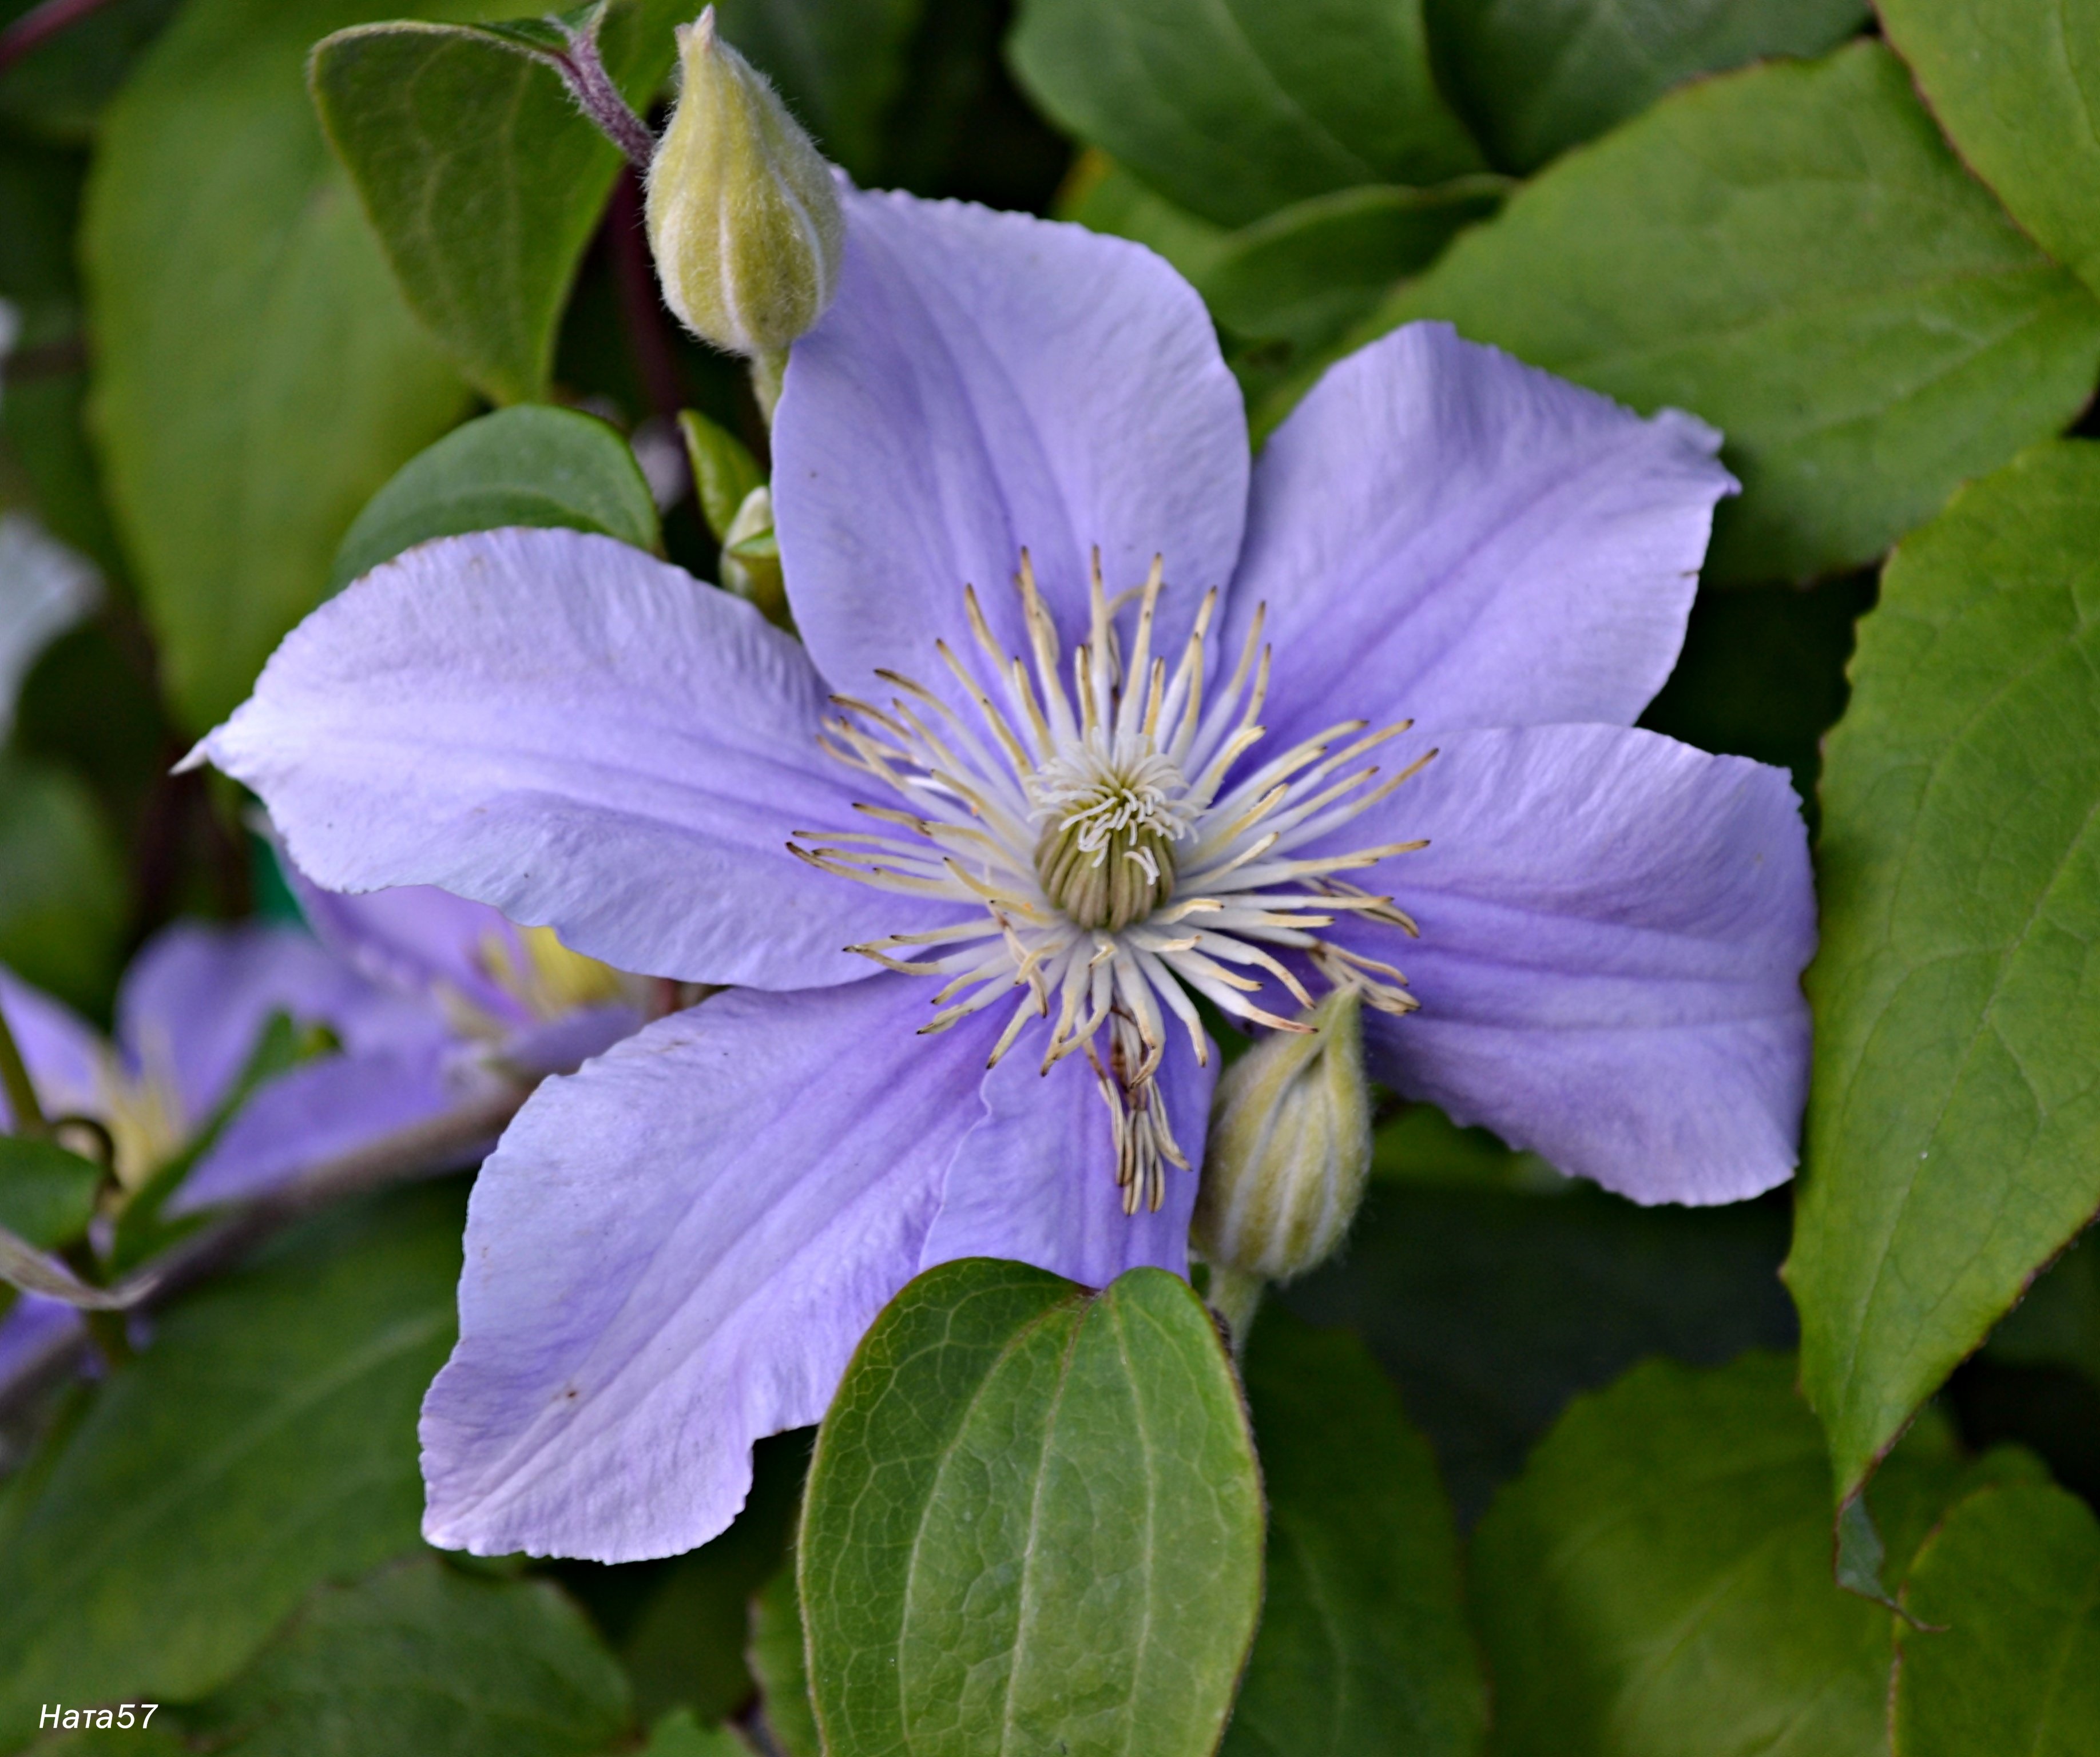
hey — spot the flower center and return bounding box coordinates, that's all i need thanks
[1031,745,1190,931]
[789,548,1433,1216]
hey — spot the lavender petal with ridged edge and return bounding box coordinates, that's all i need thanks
[776,186,1250,707]
[1234,322,1734,752]
[920,1027,1217,1287]
[1341,722,1813,1205]
[194,528,965,992]
[115,920,440,1125]
[170,1047,467,1214]
[419,975,996,1561]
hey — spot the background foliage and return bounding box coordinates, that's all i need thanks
[3,0,2099,1751]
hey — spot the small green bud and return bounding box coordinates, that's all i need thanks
[719,483,787,623]
[644,8,844,359]
[1194,988,1373,1292]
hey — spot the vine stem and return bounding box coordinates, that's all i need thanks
[550,24,656,169]
[0,0,115,77]
[0,995,47,1136]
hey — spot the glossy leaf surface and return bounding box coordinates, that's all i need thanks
[1009,0,1482,226]
[0,1186,462,1722]
[1790,442,2100,1501]
[329,404,659,592]
[799,1258,1263,1757]
[1366,43,2100,583]
[1222,1311,1484,1757]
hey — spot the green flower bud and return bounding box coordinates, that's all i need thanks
[1194,987,1373,1294]
[644,8,844,359]
[719,483,787,624]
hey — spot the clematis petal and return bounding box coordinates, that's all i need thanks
[169,1046,466,1214]
[920,1028,1217,1288]
[1344,722,1813,1206]
[115,921,437,1126]
[775,187,1249,703]
[196,528,962,991]
[0,969,102,1124]
[0,1292,86,1395]
[498,1005,645,1079]
[419,976,994,1561]
[283,864,533,1032]
[1233,323,1734,748]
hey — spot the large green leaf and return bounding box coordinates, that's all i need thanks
[1222,1311,1484,1757]
[714,0,923,181]
[186,1557,633,1757]
[1789,441,2100,1504]
[311,0,682,408]
[1425,0,1868,173]
[0,1183,463,1725]
[83,0,490,732]
[1283,1176,1795,1520]
[1892,1483,2100,1756]
[1198,179,1503,376]
[1469,1353,1986,1757]
[799,1258,1264,1757]
[1359,42,2100,585]
[1880,0,2100,306]
[1009,0,1482,228]
[329,404,659,591]
[0,755,122,1016]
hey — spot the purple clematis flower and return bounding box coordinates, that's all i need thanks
[170,860,648,1213]
[193,190,1815,1561]
[0,917,446,1376]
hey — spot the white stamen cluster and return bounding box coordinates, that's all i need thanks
[790,551,1431,1215]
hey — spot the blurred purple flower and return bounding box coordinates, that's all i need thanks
[194,189,1813,1560]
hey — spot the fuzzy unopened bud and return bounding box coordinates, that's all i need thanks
[644,8,843,358]
[1194,988,1372,1287]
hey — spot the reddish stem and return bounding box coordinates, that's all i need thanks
[0,0,115,76]
[608,168,685,422]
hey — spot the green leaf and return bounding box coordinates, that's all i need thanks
[1880,0,2100,306]
[83,0,489,732]
[1468,1353,1966,1757]
[0,756,122,1016]
[713,0,923,181]
[1425,0,1868,173]
[1893,1483,2100,1756]
[616,1430,808,1726]
[0,1133,103,1251]
[186,1556,633,1757]
[634,1708,757,1756]
[748,1567,819,1757]
[310,0,682,407]
[1009,0,1483,228]
[1198,178,1504,362]
[677,410,761,548]
[1283,1178,1796,1520]
[1222,1311,1484,1757]
[1355,42,2100,585]
[798,1258,1264,1757]
[1788,440,2100,1504]
[0,1183,463,1722]
[329,404,660,591]
[1056,154,1232,285]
